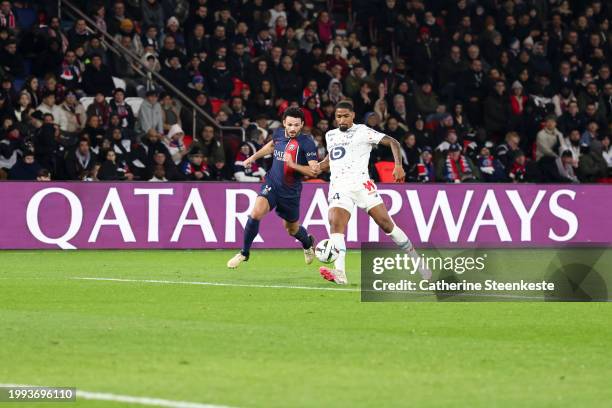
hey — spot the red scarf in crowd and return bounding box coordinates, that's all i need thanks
[444,154,472,182]
[0,11,15,29]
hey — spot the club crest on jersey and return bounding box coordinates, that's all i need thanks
[330,146,346,160]
[287,144,297,151]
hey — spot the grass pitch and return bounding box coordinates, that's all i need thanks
[1,249,611,407]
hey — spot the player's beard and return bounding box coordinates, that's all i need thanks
[339,124,350,132]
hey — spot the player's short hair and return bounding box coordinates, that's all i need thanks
[335,101,354,112]
[282,107,304,122]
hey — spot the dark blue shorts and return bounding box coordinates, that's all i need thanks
[259,182,300,223]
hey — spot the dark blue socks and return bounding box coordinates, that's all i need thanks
[241,216,260,258]
[293,226,312,249]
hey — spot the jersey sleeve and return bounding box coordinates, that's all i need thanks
[300,135,318,163]
[361,125,386,145]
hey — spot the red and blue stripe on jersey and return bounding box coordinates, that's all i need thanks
[265,128,317,197]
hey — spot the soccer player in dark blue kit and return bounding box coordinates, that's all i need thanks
[227,108,320,268]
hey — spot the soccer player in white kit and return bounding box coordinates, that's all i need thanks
[317,101,430,284]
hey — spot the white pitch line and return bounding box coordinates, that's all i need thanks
[72,277,359,292]
[0,384,233,408]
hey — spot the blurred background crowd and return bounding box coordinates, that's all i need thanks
[0,0,610,183]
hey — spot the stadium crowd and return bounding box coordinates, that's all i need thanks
[0,0,610,183]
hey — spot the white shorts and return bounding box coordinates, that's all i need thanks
[328,179,384,213]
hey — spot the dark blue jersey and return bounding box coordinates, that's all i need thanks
[265,128,317,197]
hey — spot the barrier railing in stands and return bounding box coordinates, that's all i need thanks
[58,0,246,145]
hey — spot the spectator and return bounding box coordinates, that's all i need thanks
[180,149,211,181]
[484,81,511,141]
[13,91,34,124]
[86,92,111,127]
[400,133,419,180]
[9,151,41,180]
[160,93,181,133]
[496,131,522,170]
[22,77,41,108]
[190,125,225,180]
[83,115,106,149]
[0,40,24,78]
[141,0,164,31]
[437,144,477,183]
[59,50,83,92]
[558,101,585,135]
[164,124,188,165]
[149,165,168,181]
[414,80,439,116]
[58,91,86,137]
[98,149,132,180]
[65,137,95,180]
[109,88,135,133]
[106,2,127,36]
[138,89,164,135]
[160,55,190,94]
[234,142,266,182]
[36,169,51,181]
[315,11,334,45]
[146,150,184,181]
[208,58,233,100]
[164,17,186,50]
[186,24,209,58]
[536,115,563,161]
[276,56,302,101]
[82,54,115,96]
[561,129,582,163]
[67,18,90,50]
[416,146,435,183]
[0,0,17,32]
[36,92,64,126]
[508,150,528,183]
[577,143,607,182]
[549,150,579,183]
[581,121,602,153]
[32,121,58,173]
[459,59,486,126]
[476,145,507,182]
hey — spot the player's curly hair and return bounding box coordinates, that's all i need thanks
[282,107,305,122]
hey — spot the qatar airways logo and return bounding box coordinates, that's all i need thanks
[22,186,580,249]
[300,188,578,243]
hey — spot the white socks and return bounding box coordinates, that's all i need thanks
[330,232,347,272]
[387,225,414,252]
[387,225,431,279]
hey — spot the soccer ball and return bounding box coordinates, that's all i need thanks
[315,239,339,264]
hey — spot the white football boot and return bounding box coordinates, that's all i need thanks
[227,252,248,269]
[304,235,315,265]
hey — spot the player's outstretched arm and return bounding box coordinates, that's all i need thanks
[378,136,406,182]
[244,141,274,166]
[283,154,321,177]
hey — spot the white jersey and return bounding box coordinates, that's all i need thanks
[325,124,385,188]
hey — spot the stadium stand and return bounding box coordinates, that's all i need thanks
[0,0,609,183]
